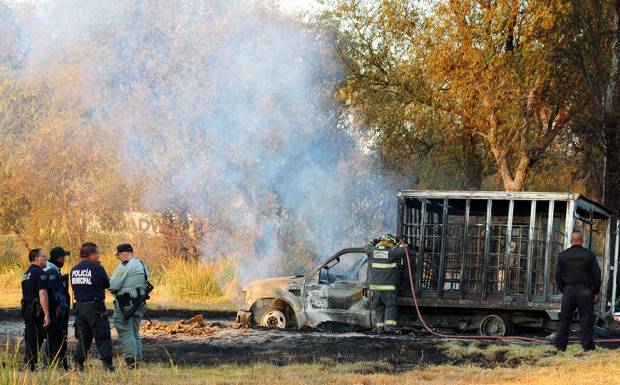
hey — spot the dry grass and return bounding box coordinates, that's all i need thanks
[0,248,238,310]
[151,258,236,305]
[0,289,21,308]
[1,345,620,385]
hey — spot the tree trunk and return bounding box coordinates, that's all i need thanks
[488,136,530,192]
[603,0,620,212]
[461,133,483,190]
[603,124,620,212]
[497,156,529,192]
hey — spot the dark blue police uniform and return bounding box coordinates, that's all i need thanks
[44,261,70,369]
[554,245,601,351]
[21,264,51,371]
[70,260,114,370]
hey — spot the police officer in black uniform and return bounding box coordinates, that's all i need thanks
[70,242,115,371]
[44,246,71,370]
[21,249,52,371]
[554,229,601,352]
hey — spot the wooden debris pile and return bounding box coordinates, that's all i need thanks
[142,314,247,336]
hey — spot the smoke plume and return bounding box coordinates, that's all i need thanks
[2,0,399,283]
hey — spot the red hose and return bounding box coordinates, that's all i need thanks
[402,246,620,344]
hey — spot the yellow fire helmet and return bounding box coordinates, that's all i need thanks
[378,233,398,248]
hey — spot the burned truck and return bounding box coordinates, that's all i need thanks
[237,191,620,336]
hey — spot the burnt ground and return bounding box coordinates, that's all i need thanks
[142,329,544,370]
[2,308,619,372]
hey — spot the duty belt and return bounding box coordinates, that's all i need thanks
[74,299,103,306]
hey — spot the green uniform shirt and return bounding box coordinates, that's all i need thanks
[109,257,149,298]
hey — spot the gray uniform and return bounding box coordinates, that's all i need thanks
[109,257,148,362]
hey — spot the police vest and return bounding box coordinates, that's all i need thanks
[560,246,594,285]
[366,244,405,290]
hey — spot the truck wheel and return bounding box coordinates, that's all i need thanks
[259,308,287,329]
[479,314,512,337]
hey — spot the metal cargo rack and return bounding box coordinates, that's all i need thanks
[396,191,619,319]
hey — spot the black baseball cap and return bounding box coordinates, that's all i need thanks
[115,243,134,255]
[50,246,70,261]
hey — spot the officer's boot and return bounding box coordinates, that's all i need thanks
[24,360,36,372]
[103,359,115,372]
[371,326,385,335]
[125,357,139,370]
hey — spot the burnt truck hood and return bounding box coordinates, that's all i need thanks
[241,275,307,317]
[242,275,305,292]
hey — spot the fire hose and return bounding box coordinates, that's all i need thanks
[402,246,620,344]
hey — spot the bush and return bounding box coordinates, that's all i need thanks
[0,235,238,306]
[0,239,26,289]
[152,258,234,303]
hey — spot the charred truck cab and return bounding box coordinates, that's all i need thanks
[237,191,620,336]
[237,248,371,329]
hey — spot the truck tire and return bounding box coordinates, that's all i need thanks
[479,314,512,337]
[259,308,287,328]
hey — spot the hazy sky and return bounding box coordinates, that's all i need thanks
[277,0,325,15]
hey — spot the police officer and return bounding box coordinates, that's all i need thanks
[109,243,149,369]
[365,234,407,334]
[44,246,71,370]
[21,249,52,371]
[70,242,115,371]
[554,229,601,352]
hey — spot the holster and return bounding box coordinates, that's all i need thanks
[94,298,107,314]
[116,293,132,307]
[131,297,144,307]
[21,299,43,322]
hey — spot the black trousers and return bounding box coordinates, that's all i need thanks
[46,313,68,367]
[73,303,113,367]
[23,319,46,371]
[555,283,595,351]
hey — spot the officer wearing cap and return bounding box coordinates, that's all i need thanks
[21,249,52,371]
[70,242,114,372]
[109,243,149,369]
[365,234,408,334]
[43,246,71,370]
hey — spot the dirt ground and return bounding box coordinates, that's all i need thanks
[1,307,619,372]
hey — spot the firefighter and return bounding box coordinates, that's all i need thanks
[365,234,407,334]
[44,246,70,370]
[70,242,115,372]
[109,243,149,369]
[554,229,601,352]
[21,249,51,371]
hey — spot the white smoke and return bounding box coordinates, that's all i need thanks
[3,0,401,283]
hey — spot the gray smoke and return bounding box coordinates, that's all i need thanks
[3,0,399,283]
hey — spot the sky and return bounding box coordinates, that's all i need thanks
[275,0,326,15]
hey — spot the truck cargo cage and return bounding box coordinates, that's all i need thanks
[396,191,619,317]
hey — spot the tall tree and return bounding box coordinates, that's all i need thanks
[563,0,620,211]
[0,64,130,250]
[325,0,582,191]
